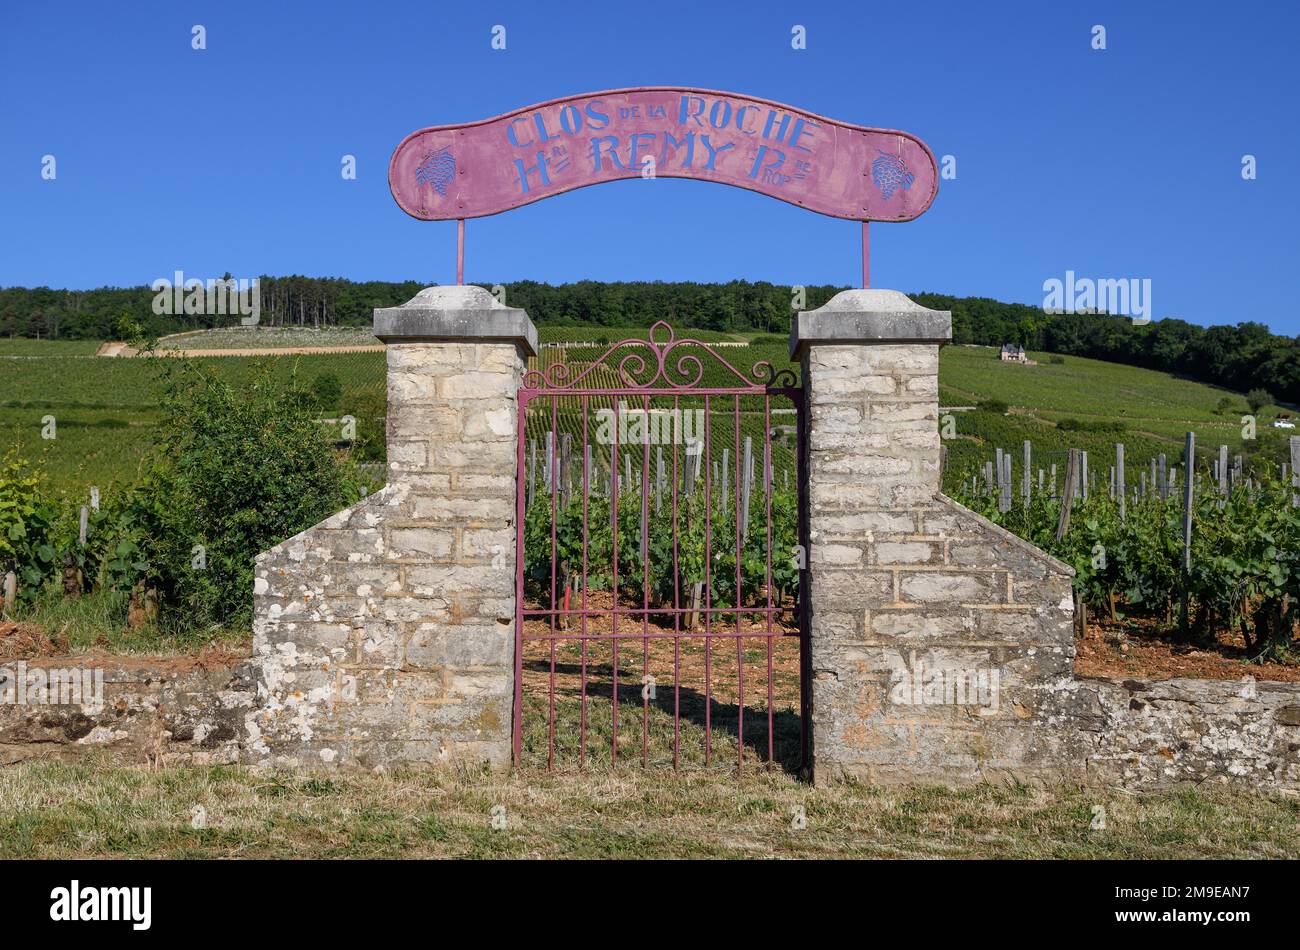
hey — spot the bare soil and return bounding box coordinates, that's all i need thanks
[0,621,246,671]
[521,589,801,707]
[0,621,68,659]
[1075,617,1300,682]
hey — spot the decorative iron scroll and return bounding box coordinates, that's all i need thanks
[521,322,798,393]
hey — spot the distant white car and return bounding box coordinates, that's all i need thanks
[1273,419,1296,429]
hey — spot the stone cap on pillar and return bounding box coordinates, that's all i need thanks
[790,289,951,360]
[373,285,538,356]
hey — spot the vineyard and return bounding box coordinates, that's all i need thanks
[951,438,1300,662]
[3,325,1299,668]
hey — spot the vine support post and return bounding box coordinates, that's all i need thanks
[1,571,15,619]
[1290,436,1300,508]
[1022,440,1032,509]
[1116,443,1126,523]
[1055,448,1077,542]
[1218,444,1228,506]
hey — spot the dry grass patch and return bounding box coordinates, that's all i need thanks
[0,758,1296,859]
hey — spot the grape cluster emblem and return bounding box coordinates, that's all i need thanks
[871,150,915,201]
[415,146,455,198]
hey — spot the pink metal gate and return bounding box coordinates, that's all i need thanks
[513,323,808,773]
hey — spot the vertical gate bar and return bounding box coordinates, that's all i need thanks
[642,393,651,768]
[702,394,712,765]
[672,396,682,768]
[734,394,744,771]
[764,394,774,769]
[580,395,590,768]
[611,397,620,763]
[513,392,528,765]
[548,396,558,769]
[676,397,686,769]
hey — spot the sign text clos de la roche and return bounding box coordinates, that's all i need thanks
[389,87,938,223]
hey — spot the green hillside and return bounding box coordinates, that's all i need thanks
[1,333,1291,500]
[938,345,1293,483]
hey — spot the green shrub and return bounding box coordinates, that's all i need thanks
[1246,388,1274,414]
[142,360,358,631]
[0,448,58,604]
[976,399,1009,414]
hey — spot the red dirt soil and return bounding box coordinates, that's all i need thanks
[1075,618,1300,683]
[0,621,247,671]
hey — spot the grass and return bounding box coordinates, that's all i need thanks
[7,588,250,654]
[0,757,1295,859]
[941,345,1284,449]
[938,345,1295,485]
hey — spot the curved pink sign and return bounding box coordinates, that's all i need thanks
[389,87,938,223]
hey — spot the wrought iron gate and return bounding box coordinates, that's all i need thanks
[512,323,808,773]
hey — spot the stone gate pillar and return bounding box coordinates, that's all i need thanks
[249,286,535,770]
[793,290,1077,785]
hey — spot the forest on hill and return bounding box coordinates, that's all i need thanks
[1,277,1297,403]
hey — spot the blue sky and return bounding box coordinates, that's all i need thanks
[1,0,1296,333]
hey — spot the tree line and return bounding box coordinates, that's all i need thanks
[1,277,1297,403]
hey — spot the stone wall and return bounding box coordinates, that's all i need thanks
[0,653,253,767]
[1078,676,1300,789]
[5,650,1297,792]
[247,286,533,770]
